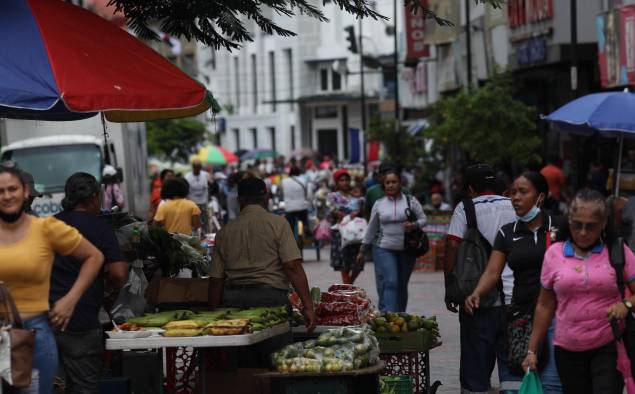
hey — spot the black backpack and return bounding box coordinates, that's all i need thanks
[446,198,500,307]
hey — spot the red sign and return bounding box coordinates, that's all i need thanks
[404,4,429,60]
[621,6,635,84]
[508,0,552,28]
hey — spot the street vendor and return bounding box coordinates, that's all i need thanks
[208,177,316,333]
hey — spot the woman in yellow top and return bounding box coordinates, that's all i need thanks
[0,165,104,394]
[154,178,202,234]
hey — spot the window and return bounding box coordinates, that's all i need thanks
[315,106,338,118]
[284,49,294,112]
[233,57,240,112]
[251,54,258,113]
[251,128,258,148]
[269,127,277,152]
[332,70,342,91]
[320,69,329,91]
[290,125,296,151]
[233,128,240,150]
[269,51,277,112]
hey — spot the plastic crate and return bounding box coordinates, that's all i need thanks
[374,331,434,353]
[380,375,413,394]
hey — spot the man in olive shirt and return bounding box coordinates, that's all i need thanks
[208,177,316,332]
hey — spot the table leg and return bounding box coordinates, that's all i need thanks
[198,348,208,393]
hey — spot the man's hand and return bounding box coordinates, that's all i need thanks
[303,307,317,333]
[464,294,480,315]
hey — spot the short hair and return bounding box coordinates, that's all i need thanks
[160,169,174,181]
[61,172,100,211]
[161,178,190,200]
[569,188,608,222]
[465,164,496,193]
[289,166,302,177]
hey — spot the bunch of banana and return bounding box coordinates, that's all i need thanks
[163,320,207,337]
[204,319,250,335]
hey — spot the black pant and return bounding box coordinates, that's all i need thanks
[285,210,310,238]
[555,343,623,394]
[55,329,104,394]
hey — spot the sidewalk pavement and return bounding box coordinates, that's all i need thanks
[301,246,500,393]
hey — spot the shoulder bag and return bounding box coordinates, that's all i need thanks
[404,195,429,257]
[0,282,35,388]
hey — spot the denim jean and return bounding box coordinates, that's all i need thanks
[4,314,58,394]
[372,246,415,312]
[459,306,508,394]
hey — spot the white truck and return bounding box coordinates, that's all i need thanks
[0,117,150,218]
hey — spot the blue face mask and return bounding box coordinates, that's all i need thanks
[518,194,543,223]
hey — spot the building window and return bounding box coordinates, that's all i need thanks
[284,49,294,112]
[269,127,277,152]
[251,128,258,148]
[315,106,338,119]
[269,51,277,112]
[251,54,258,113]
[332,70,342,91]
[320,69,329,91]
[290,125,296,151]
[233,129,240,150]
[233,57,240,113]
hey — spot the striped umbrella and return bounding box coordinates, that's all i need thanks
[196,145,238,165]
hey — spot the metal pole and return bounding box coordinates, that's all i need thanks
[393,0,401,159]
[465,0,472,88]
[570,0,578,93]
[615,134,624,197]
[359,18,367,165]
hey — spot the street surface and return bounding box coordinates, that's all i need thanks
[302,247,500,394]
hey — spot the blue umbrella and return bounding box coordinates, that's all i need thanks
[543,89,635,196]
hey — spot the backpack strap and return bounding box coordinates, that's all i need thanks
[463,198,477,230]
[609,237,626,299]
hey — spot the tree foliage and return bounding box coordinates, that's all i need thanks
[146,118,207,162]
[426,73,541,167]
[109,0,504,50]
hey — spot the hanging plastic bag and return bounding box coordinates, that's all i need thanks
[110,260,148,323]
[314,219,332,241]
[339,215,367,247]
[519,370,544,394]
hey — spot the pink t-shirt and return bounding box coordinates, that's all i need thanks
[541,241,635,351]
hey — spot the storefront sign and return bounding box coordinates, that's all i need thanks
[597,5,635,87]
[509,0,553,28]
[516,36,547,66]
[404,3,430,61]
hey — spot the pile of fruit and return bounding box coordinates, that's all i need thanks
[272,327,379,373]
[125,306,288,336]
[290,284,375,326]
[369,312,440,341]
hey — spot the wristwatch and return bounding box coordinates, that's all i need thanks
[623,299,633,311]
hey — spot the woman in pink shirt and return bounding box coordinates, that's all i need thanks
[523,189,635,393]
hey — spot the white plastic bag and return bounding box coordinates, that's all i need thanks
[339,215,367,247]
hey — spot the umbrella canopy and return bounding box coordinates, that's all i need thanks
[241,149,281,161]
[543,90,635,196]
[196,145,238,165]
[0,0,220,122]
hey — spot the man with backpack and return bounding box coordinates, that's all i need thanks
[444,164,517,394]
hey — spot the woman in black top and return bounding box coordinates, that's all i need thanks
[465,171,563,393]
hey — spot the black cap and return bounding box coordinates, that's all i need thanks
[237,177,268,197]
[20,171,43,198]
[465,164,496,193]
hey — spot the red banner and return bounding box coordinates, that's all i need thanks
[404,3,429,60]
[508,0,552,28]
[621,5,635,84]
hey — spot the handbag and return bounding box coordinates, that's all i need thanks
[404,195,429,257]
[0,282,36,388]
[519,370,544,394]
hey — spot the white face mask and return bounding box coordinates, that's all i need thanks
[517,193,543,223]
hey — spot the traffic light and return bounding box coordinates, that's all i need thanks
[344,25,358,54]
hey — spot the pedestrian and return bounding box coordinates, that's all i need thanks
[541,154,567,215]
[464,171,563,393]
[0,165,104,394]
[224,171,250,221]
[154,178,202,235]
[281,166,313,239]
[20,170,43,216]
[185,158,212,233]
[444,163,517,394]
[101,165,125,211]
[523,189,635,393]
[424,192,452,212]
[148,169,174,222]
[364,163,409,219]
[356,169,427,312]
[328,169,364,284]
[51,173,129,394]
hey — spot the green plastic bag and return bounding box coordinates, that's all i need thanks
[519,370,544,394]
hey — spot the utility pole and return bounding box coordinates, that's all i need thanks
[465,0,472,89]
[359,18,367,164]
[570,0,578,93]
[393,0,401,163]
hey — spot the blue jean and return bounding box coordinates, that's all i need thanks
[372,246,415,312]
[459,306,508,394]
[4,315,58,394]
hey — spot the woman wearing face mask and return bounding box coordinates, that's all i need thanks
[522,189,635,393]
[0,166,104,394]
[465,171,563,393]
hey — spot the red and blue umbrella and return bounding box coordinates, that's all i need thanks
[0,0,220,122]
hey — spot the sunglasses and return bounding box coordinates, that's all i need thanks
[569,220,602,233]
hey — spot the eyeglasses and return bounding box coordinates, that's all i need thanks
[569,220,602,233]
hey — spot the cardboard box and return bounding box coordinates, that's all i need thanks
[145,278,209,308]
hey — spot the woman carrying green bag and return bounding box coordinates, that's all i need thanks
[520,371,544,394]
